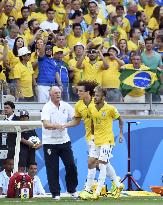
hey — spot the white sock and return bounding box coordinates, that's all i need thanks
[106,163,121,187]
[85,168,96,192]
[95,163,106,195]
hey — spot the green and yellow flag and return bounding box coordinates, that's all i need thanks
[119,69,161,97]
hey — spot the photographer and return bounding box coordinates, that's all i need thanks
[76,48,108,84]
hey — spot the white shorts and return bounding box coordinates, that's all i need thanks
[89,144,113,163]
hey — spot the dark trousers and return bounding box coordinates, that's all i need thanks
[43,141,78,196]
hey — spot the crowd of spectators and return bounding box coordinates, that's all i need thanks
[0,0,162,103]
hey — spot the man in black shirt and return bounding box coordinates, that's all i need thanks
[18,110,42,172]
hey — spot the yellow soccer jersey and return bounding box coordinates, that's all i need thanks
[75,99,94,141]
[82,60,104,84]
[102,59,120,88]
[144,4,157,20]
[13,61,34,97]
[67,33,87,49]
[88,102,120,146]
[84,13,106,26]
[127,40,138,52]
[52,4,65,28]
[68,58,83,85]
[148,17,159,31]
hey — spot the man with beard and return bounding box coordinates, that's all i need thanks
[76,48,108,85]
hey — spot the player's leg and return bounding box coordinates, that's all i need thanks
[79,144,99,199]
[106,145,124,198]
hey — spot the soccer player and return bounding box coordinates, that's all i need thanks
[64,80,98,153]
[82,85,124,199]
[64,81,121,197]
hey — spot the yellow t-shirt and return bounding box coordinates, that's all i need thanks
[0,71,6,81]
[102,59,120,88]
[148,17,159,30]
[68,58,83,85]
[84,13,106,26]
[122,17,131,33]
[127,40,138,51]
[82,60,104,84]
[88,102,120,146]
[121,64,150,97]
[34,12,47,24]
[52,4,65,28]
[67,33,87,49]
[75,99,94,141]
[13,61,34,97]
[144,4,157,20]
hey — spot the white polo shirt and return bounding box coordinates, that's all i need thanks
[41,100,74,144]
[33,175,46,195]
[0,170,10,194]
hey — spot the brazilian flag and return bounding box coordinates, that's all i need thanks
[119,69,161,97]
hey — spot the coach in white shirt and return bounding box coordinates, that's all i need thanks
[40,8,59,32]
[0,159,14,195]
[41,86,78,200]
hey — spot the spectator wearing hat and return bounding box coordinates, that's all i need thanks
[102,45,124,102]
[24,0,38,20]
[37,44,62,102]
[13,47,37,102]
[18,110,41,172]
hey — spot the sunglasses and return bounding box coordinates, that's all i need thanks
[88,50,97,54]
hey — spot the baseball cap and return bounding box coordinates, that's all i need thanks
[53,46,63,53]
[25,0,36,7]
[74,42,85,49]
[20,110,29,117]
[18,47,31,57]
[94,18,102,25]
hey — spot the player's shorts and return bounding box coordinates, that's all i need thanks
[89,144,113,163]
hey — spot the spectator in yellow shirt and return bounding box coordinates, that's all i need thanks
[0,0,18,28]
[148,6,162,31]
[17,6,30,23]
[66,23,87,49]
[102,45,124,102]
[116,5,131,33]
[144,0,157,20]
[36,0,49,24]
[84,0,106,26]
[13,47,36,101]
[76,48,108,84]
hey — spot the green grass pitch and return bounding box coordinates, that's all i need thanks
[0,197,163,205]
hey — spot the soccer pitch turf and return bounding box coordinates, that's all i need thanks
[0,197,163,205]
